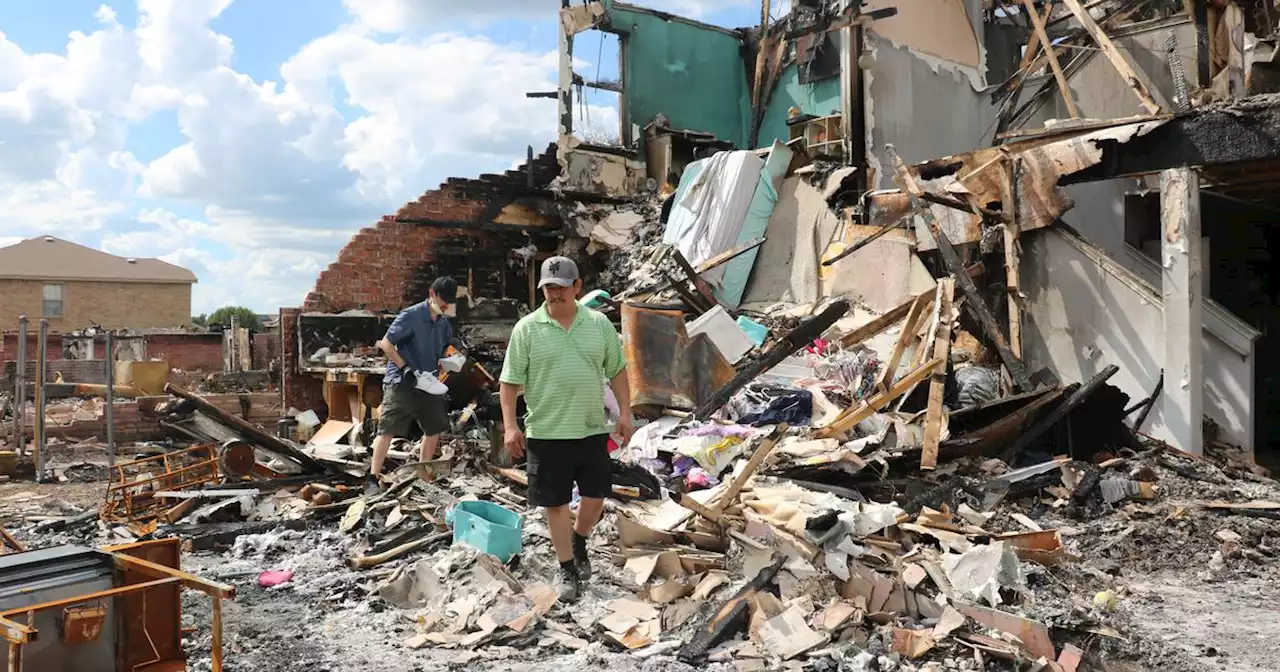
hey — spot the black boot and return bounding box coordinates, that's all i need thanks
[572,531,592,581]
[556,561,581,603]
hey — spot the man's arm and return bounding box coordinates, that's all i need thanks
[608,370,633,443]
[498,322,530,459]
[378,337,408,369]
[500,383,525,459]
[601,320,633,442]
[381,311,413,370]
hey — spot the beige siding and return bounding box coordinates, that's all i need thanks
[0,279,192,330]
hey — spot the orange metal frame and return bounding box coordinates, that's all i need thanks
[102,445,223,523]
[0,542,235,672]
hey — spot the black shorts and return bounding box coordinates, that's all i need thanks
[376,383,450,438]
[526,434,612,507]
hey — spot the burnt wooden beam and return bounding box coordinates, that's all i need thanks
[678,554,787,663]
[165,384,328,474]
[888,147,1033,393]
[999,364,1120,463]
[917,191,1009,222]
[1064,103,1280,184]
[693,300,850,420]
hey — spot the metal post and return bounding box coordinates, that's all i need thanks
[105,332,115,467]
[211,597,223,672]
[34,320,47,483]
[12,316,27,455]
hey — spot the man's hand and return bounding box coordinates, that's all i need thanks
[505,426,526,460]
[616,414,635,445]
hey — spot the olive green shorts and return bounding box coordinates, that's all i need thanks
[377,383,450,438]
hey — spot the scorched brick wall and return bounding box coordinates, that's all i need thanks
[304,144,560,313]
[305,183,492,313]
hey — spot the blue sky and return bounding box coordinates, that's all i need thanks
[0,0,765,316]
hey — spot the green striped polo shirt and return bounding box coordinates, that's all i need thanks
[499,303,626,440]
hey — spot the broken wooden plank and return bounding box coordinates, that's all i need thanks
[1021,0,1080,118]
[921,278,955,470]
[818,357,944,439]
[999,364,1120,463]
[875,293,931,395]
[715,424,788,514]
[670,248,723,312]
[1060,0,1160,114]
[995,160,1024,368]
[669,491,725,526]
[839,263,985,349]
[678,554,786,663]
[918,192,1010,222]
[953,601,1056,660]
[997,529,1066,566]
[888,148,1032,392]
[165,384,326,473]
[822,217,906,267]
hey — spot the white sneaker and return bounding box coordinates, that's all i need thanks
[413,370,449,395]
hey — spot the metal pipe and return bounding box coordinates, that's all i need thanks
[13,317,27,456]
[105,332,115,467]
[34,320,47,483]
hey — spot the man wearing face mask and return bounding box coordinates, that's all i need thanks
[367,276,458,494]
[499,256,633,603]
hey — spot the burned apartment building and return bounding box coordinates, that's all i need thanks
[281,0,1280,467]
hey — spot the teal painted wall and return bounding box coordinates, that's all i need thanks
[606,4,751,147]
[757,63,842,149]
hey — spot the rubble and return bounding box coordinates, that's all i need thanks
[5,1,1280,670]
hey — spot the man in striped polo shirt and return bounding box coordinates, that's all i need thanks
[499,256,633,603]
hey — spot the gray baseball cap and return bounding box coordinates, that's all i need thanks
[538,256,580,288]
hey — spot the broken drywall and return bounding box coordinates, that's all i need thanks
[561,1,606,35]
[554,138,648,198]
[742,177,843,305]
[865,37,998,190]
[1020,226,1258,453]
[862,0,987,90]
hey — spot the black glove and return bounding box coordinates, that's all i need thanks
[400,366,419,385]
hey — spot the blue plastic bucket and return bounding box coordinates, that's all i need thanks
[446,500,523,562]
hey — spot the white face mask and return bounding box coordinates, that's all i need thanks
[430,297,456,317]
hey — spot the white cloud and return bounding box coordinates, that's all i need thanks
[96,5,118,25]
[0,0,631,313]
[341,0,755,31]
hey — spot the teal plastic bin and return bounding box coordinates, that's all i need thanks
[446,500,523,562]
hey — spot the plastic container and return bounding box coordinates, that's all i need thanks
[736,315,769,347]
[446,500,523,562]
[581,289,612,308]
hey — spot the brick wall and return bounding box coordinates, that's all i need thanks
[145,333,223,372]
[2,359,108,389]
[280,307,325,413]
[0,333,65,366]
[252,331,278,370]
[3,393,283,444]
[0,279,192,332]
[304,144,561,313]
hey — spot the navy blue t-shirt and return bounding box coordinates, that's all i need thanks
[383,302,452,384]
